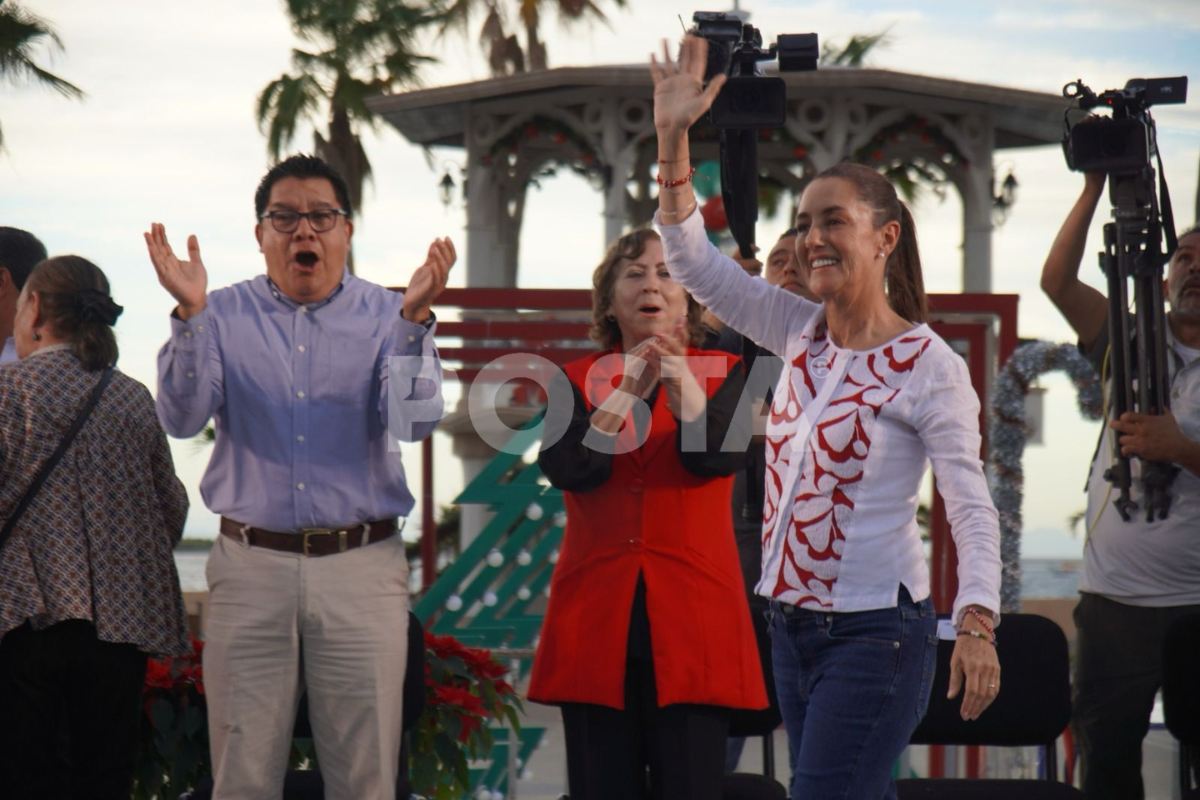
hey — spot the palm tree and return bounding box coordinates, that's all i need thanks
[256,0,439,269]
[440,0,627,76]
[0,2,83,151]
[820,31,889,68]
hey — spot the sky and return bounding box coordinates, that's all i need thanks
[2,0,1198,558]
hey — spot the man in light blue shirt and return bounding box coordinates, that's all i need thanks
[0,228,48,365]
[149,155,455,800]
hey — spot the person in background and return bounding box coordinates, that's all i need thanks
[1040,170,1200,800]
[651,36,1003,799]
[148,153,454,800]
[530,227,767,800]
[0,227,48,364]
[0,255,190,800]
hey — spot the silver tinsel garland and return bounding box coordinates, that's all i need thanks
[989,341,1103,612]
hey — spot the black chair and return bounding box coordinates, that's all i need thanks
[1163,612,1200,800]
[896,613,1083,799]
[182,612,426,800]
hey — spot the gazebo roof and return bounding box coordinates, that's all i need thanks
[368,63,1070,150]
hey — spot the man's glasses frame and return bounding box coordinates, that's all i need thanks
[260,209,349,234]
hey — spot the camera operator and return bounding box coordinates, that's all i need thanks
[1041,171,1200,800]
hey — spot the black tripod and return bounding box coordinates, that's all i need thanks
[1099,166,1180,521]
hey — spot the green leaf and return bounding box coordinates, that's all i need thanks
[184,704,205,737]
[442,712,462,742]
[503,704,522,732]
[150,697,176,734]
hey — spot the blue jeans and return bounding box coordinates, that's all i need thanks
[768,586,938,800]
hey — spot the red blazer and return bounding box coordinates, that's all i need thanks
[528,348,768,710]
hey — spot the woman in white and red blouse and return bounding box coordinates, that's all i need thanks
[649,36,1003,799]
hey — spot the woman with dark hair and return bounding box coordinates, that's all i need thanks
[0,256,190,800]
[529,228,768,800]
[649,37,1003,799]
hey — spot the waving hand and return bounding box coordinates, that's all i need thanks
[650,36,726,138]
[145,223,208,320]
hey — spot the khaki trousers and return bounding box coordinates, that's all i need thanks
[203,533,409,800]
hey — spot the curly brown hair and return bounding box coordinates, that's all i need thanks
[589,228,705,350]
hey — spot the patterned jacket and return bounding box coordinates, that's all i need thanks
[0,349,190,656]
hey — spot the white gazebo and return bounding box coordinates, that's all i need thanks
[369,64,1070,292]
[368,65,1069,552]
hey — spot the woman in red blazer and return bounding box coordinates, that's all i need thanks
[530,229,768,800]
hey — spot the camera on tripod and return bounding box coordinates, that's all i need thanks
[691,11,818,129]
[1060,74,1190,521]
[1062,77,1187,174]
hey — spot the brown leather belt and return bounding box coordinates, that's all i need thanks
[219,517,399,557]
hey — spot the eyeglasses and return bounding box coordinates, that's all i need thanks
[260,209,349,233]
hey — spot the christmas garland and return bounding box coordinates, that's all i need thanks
[990,341,1103,611]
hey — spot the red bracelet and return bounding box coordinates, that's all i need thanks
[966,607,995,637]
[656,166,696,188]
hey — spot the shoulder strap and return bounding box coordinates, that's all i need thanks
[0,367,114,554]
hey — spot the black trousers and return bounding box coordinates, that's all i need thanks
[1072,592,1200,800]
[561,657,730,800]
[0,619,148,800]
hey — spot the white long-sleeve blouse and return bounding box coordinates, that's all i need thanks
[659,211,1001,627]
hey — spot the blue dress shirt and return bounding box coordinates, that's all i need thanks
[0,337,15,365]
[156,270,443,532]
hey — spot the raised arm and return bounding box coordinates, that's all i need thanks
[147,223,224,437]
[650,36,816,357]
[382,237,456,442]
[650,35,726,221]
[1040,172,1109,349]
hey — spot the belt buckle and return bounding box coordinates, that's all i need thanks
[302,528,347,556]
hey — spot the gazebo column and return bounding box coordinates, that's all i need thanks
[962,173,994,293]
[465,148,507,287]
[605,146,637,245]
[598,96,652,246]
[958,116,996,293]
[464,108,531,288]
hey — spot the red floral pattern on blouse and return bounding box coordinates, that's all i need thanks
[763,326,931,607]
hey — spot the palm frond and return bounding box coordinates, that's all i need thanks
[819,29,890,68]
[255,73,326,161]
[0,2,83,99]
[435,0,489,36]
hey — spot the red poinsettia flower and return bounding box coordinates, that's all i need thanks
[461,647,508,680]
[145,659,174,690]
[433,685,489,718]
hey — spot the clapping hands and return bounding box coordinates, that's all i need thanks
[402,237,457,325]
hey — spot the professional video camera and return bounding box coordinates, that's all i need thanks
[690,11,818,257]
[1063,78,1186,174]
[692,11,818,129]
[1061,75,1189,521]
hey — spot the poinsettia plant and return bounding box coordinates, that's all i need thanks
[412,632,523,800]
[129,630,523,800]
[131,636,210,800]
